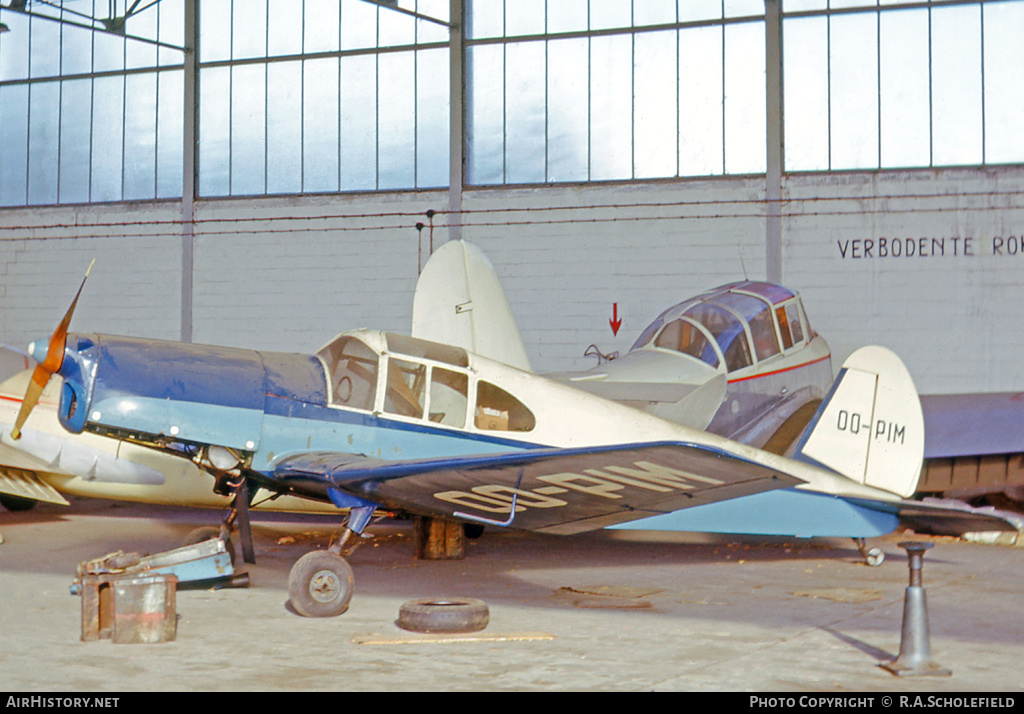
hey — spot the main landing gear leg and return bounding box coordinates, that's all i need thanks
[231,478,255,565]
[854,537,885,567]
[287,505,374,618]
[182,477,256,566]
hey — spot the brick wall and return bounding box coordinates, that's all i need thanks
[1,165,1022,394]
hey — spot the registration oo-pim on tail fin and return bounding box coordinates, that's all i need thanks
[795,346,924,498]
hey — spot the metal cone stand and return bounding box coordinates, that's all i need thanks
[881,541,951,677]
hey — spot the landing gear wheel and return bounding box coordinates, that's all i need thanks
[288,551,354,617]
[397,597,489,634]
[182,526,236,567]
[0,495,37,512]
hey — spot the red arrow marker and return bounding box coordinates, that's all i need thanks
[609,303,622,336]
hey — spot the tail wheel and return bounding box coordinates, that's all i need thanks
[864,547,885,567]
[288,551,354,617]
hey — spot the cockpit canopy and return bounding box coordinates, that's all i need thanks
[631,281,814,374]
[315,330,535,433]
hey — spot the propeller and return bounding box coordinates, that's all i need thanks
[11,260,94,440]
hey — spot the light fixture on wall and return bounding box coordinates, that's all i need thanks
[0,22,9,34]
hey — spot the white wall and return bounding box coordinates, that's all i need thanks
[782,167,1024,394]
[1,165,1022,394]
[0,202,182,343]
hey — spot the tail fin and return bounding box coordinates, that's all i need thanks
[412,240,533,372]
[795,346,924,498]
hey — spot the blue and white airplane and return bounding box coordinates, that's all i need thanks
[5,251,1015,617]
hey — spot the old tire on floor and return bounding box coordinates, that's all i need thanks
[288,551,354,617]
[398,597,489,634]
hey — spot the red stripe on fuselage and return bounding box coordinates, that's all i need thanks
[726,354,830,385]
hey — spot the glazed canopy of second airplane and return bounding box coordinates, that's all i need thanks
[630,281,815,375]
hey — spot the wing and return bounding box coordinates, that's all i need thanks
[0,466,69,505]
[921,392,1024,459]
[0,369,70,505]
[918,392,1024,497]
[269,441,804,535]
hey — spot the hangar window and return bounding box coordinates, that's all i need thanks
[317,335,379,411]
[3,1,1024,208]
[466,1,768,183]
[475,381,535,433]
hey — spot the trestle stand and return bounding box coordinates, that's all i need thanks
[881,541,951,677]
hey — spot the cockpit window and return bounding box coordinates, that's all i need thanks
[775,302,807,350]
[380,357,471,426]
[317,335,379,410]
[385,358,427,419]
[713,293,780,363]
[653,318,719,368]
[385,333,469,368]
[631,318,663,351]
[430,368,468,428]
[786,303,805,344]
[776,305,794,350]
[683,302,752,372]
[630,299,694,351]
[475,381,536,432]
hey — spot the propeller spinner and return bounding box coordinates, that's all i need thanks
[11,260,94,440]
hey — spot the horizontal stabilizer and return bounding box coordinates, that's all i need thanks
[847,495,1024,536]
[921,392,1024,458]
[271,442,804,535]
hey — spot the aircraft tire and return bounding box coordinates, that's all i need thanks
[397,597,489,634]
[0,495,37,512]
[181,526,236,567]
[288,551,354,617]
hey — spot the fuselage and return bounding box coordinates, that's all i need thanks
[50,328,897,513]
[0,369,335,512]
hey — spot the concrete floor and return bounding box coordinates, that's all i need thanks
[1,496,1022,692]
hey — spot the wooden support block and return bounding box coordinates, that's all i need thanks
[413,516,466,560]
